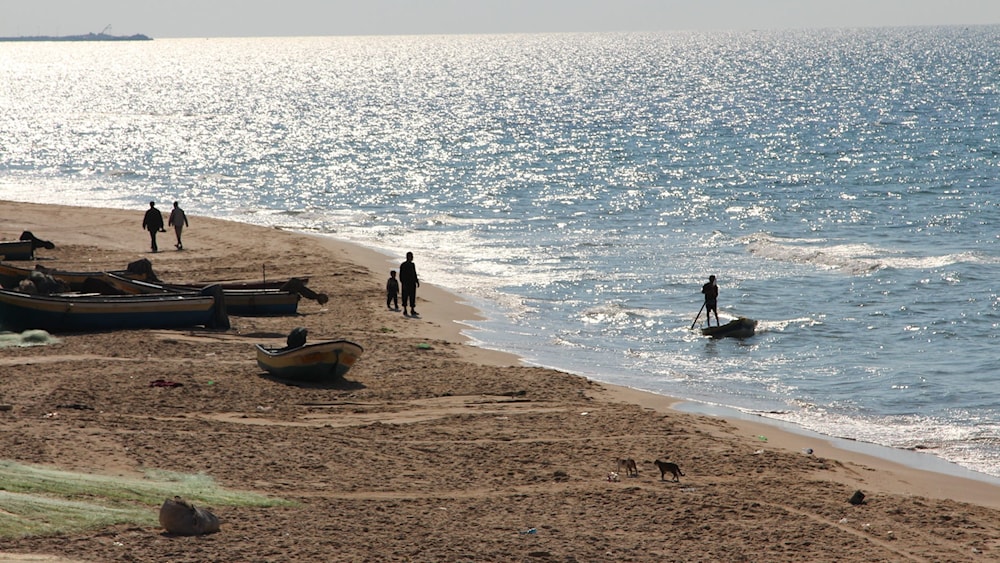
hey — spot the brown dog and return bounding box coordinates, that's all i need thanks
[616,458,638,477]
[652,459,684,482]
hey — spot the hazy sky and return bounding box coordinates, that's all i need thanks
[2,0,998,38]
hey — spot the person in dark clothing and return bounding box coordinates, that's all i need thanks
[399,252,420,316]
[142,201,166,253]
[701,275,719,327]
[386,270,400,311]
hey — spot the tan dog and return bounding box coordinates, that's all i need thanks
[652,459,684,482]
[159,496,221,535]
[616,458,638,477]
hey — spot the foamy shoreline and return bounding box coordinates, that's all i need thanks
[303,227,1000,505]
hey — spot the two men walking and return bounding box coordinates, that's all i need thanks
[142,201,189,252]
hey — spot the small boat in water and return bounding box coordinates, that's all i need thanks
[256,328,363,383]
[701,317,757,339]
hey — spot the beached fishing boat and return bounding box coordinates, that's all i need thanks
[256,332,363,382]
[193,286,301,316]
[701,317,757,339]
[0,261,153,290]
[0,241,34,261]
[0,263,316,316]
[101,273,305,316]
[0,286,229,333]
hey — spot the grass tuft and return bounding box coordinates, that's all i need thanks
[0,460,291,539]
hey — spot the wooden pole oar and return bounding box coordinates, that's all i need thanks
[690,303,706,330]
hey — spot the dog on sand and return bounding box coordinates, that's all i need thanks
[652,459,684,482]
[616,458,638,477]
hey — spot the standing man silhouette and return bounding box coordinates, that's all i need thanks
[399,251,420,316]
[142,201,165,253]
[168,201,189,250]
[701,275,719,327]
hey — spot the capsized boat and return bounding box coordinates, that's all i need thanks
[701,317,757,339]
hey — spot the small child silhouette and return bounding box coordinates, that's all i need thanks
[386,270,400,311]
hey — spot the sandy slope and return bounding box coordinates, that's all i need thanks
[1,200,999,562]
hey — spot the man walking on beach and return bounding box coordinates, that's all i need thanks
[702,275,719,327]
[168,201,189,250]
[399,251,420,316]
[142,201,166,253]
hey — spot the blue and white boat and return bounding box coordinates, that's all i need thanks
[0,286,229,333]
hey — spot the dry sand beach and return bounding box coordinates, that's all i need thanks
[1,199,999,562]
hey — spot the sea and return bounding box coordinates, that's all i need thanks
[2,26,998,481]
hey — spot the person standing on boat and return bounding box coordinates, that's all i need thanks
[168,201,189,250]
[701,275,719,327]
[142,201,166,253]
[399,251,420,316]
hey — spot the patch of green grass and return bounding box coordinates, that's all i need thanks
[0,491,155,538]
[0,460,291,539]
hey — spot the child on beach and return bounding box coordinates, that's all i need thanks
[386,270,399,311]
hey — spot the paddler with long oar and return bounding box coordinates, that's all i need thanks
[700,275,720,327]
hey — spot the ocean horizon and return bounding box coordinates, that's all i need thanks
[2,26,998,479]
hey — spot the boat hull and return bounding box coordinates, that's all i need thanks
[256,340,364,382]
[701,317,757,339]
[0,241,34,261]
[209,290,299,316]
[1,263,305,316]
[0,262,144,291]
[0,287,228,333]
[103,274,301,316]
